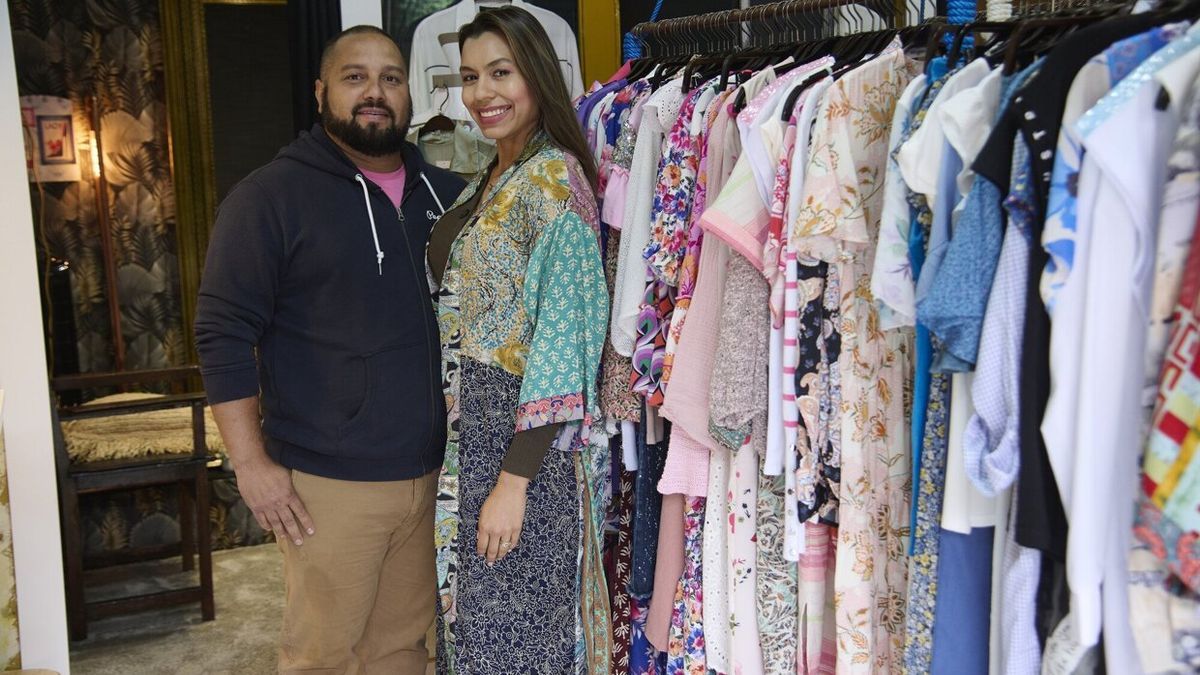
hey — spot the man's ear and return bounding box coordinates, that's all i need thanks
[314,79,325,113]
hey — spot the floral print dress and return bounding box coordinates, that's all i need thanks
[792,41,917,674]
[431,133,610,674]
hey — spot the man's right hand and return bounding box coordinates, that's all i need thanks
[210,396,315,546]
[235,456,315,546]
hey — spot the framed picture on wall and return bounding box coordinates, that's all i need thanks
[36,114,75,165]
[19,96,82,182]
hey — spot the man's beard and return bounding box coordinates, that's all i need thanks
[320,93,411,157]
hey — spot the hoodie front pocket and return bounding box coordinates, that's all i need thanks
[336,342,433,459]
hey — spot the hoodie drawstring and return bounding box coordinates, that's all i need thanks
[356,170,447,276]
[421,172,447,216]
[355,174,385,275]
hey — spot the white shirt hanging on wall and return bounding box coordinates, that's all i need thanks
[408,0,584,127]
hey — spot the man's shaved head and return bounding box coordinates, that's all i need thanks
[319,25,403,80]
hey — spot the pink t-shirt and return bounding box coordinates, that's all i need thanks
[359,165,407,209]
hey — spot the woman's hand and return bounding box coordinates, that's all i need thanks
[477,471,530,564]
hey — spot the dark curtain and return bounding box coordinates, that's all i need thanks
[287,0,342,137]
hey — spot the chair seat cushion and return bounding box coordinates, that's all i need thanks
[61,393,225,464]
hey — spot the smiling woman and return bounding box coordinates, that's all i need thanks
[460,36,538,157]
[426,6,611,675]
[458,11,597,190]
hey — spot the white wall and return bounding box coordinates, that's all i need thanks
[0,7,71,674]
[340,0,383,28]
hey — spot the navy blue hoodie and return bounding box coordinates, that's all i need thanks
[195,125,465,481]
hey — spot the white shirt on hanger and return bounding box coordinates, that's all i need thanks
[1039,47,1127,514]
[407,0,584,127]
[1065,31,1200,673]
[895,58,990,206]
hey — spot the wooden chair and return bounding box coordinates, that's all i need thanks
[50,366,215,641]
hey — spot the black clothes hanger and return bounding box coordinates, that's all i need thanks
[923,22,957,72]
[898,16,945,52]
[421,114,456,135]
[1001,11,1109,73]
[717,44,788,92]
[650,57,690,90]
[627,57,657,82]
[780,68,828,120]
[840,28,898,64]
[946,20,1016,65]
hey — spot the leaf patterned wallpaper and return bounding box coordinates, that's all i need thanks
[5,0,270,559]
[10,0,183,374]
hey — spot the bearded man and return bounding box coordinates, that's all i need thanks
[194,25,463,674]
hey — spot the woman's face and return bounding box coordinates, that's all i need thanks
[460,31,539,147]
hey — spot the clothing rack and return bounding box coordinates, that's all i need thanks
[582,0,1200,672]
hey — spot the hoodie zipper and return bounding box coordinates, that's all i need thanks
[395,204,439,475]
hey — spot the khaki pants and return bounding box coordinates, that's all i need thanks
[278,469,437,675]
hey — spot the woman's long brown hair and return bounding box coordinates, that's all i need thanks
[458,6,598,191]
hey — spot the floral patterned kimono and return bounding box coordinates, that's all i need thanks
[431,132,611,674]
